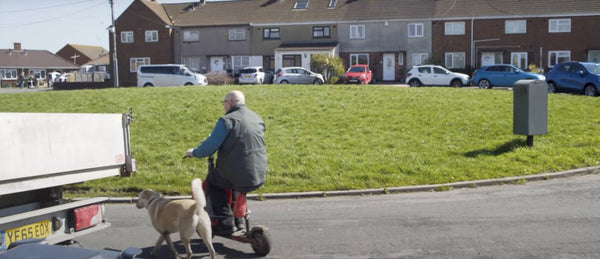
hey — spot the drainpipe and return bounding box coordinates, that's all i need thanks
[470,17,475,68]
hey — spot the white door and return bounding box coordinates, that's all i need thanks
[383,53,395,81]
[481,52,495,67]
[210,56,226,73]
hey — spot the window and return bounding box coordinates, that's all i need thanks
[121,31,133,43]
[130,57,150,72]
[313,26,330,38]
[445,52,465,69]
[282,55,301,67]
[505,20,526,34]
[232,56,250,75]
[398,52,404,66]
[407,23,424,38]
[145,30,158,42]
[445,22,465,35]
[30,68,46,79]
[183,30,200,42]
[511,52,527,69]
[0,69,17,80]
[549,19,571,33]
[228,28,246,41]
[588,50,600,63]
[350,54,369,65]
[293,0,308,9]
[548,51,570,67]
[263,28,280,39]
[350,24,365,39]
[183,56,201,72]
[328,0,337,8]
[412,53,429,66]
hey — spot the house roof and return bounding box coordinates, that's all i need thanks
[0,49,80,69]
[61,44,109,60]
[84,54,110,66]
[149,0,600,28]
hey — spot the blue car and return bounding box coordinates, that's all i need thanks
[546,61,600,96]
[472,64,545,89]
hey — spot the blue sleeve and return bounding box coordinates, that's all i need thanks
[192,118,227,158]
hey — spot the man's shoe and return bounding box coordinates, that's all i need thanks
[235,217,245,231]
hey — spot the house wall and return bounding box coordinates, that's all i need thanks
[432,15,600,72]
[114,0,173,86]
[56,45,92,66]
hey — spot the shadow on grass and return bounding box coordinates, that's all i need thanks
[464,138,527,157]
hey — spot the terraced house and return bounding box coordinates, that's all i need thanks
[112,0,600,86]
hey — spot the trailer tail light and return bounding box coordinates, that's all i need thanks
[72,204,105,231]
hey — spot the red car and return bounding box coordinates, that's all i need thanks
[343,64,372,84]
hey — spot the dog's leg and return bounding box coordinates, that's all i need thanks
[197,214,216,259]
[151,235,165,256]
[163,234,179,259]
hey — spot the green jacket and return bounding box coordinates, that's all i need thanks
[217,104,267,189]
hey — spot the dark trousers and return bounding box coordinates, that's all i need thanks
[205,168,263,228]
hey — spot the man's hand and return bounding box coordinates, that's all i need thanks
[186,148,194,158]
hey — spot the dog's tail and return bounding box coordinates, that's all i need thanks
[191,178,206,208]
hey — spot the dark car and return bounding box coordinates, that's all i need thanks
[546,62,600,96]
[472,64,545,89]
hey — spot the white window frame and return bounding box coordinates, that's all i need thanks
[548,51,570,67]
[445,52,465,69]
[549,19,571,33]
[349,24,365,39]
[130,57,150,72]
[328,0,337,8]
[293,0,309,9]
[183,30,200,42]
[350,53,369,65]
[1,69,17,80]
[121,31,134,43]
[408,23,424,38]
[412,53,429,66]
[511,52,528,69]
[228,28,246,41]
[232,56,250,74]
[145,30,158,42]
[444,22,465,35]
[183,56,201,72]
[505,20,526,34]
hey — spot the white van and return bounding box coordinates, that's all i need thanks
[137,64,208,87]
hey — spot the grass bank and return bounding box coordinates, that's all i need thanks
[1,85,598,197]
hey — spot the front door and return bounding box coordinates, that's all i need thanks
[481,52,502,67]
[210,56,226,73]
[382,53,395,81]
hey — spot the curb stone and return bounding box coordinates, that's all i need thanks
[101,166,600,203]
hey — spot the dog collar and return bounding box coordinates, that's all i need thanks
[147,197,159,206]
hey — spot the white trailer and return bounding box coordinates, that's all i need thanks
[0,111,135,251]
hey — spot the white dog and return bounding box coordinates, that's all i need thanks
[136,179,215,259]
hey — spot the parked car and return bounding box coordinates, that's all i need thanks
[472,64,545,89]
[546,61,600,96]
[238,66,266,84]
[137,64,208,87]
[405,65,470,87]
[274,67,324,85]
[343,64,372,84]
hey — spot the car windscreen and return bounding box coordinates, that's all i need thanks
[241,68,257,73]
[348,67,365,72]
[584,63,600,74]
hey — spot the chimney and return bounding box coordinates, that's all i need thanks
[14,42,21,51]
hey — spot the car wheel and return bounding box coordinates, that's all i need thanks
[279,80,289,84]
[547,82,557,93]
[450,79,463,87]
[477,79,491,89]
[184,82,193,86]
[313,79,323,85]
[408,79,421,87]
[583,84,598,96]
[143,83,153,87]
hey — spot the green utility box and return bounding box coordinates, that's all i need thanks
[513,79,548,146]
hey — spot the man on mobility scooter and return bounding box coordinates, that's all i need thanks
[186,90,267,235]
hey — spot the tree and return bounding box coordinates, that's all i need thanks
[310,54,345,84]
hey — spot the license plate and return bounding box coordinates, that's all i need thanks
[349,79,358,83]
[1,220,51,249]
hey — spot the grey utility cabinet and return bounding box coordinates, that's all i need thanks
[513,79,548,146]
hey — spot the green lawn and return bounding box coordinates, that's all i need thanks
[1,85,598,197]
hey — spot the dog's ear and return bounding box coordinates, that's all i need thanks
[136,189,155,208]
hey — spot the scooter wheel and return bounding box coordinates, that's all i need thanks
[250,229,271,256]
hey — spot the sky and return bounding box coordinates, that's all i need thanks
[0,0,195,53]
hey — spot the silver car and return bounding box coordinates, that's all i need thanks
[274,67,324,85]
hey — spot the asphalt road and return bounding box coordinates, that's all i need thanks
[75,172,600,259]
